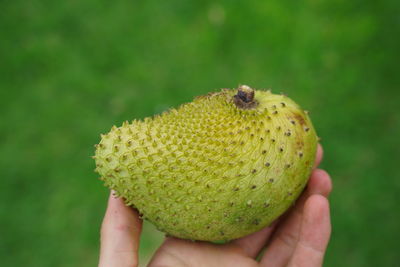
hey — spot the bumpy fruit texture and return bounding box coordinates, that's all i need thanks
[94,87,318,241]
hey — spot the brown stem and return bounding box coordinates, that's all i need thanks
[233,85,258,109]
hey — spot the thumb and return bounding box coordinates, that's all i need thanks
[99,191,143,267]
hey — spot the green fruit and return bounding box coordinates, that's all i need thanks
[94,85,318,241]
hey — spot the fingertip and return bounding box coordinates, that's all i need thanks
[313,144,323,169]
[308,169,332,197]
[301,194,331,247]
[303,194,331,243]
[304,194,330,217]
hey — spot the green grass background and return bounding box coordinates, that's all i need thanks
[1,0,399,266]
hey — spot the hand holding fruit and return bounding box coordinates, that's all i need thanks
[98,144,331,267]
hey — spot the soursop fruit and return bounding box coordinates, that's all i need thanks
[94,85,318,241]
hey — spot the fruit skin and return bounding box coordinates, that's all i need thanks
[94,86,318,241]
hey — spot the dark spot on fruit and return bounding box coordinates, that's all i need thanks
[273,110,278,115]
[281,102,286,107]
[299,152,303,157]
[279,147,284,152]
[292,112,306,126]
[252,169,257,173]
[296,141,304,149]
[253,219,260,225]
[271,139,276,143]
[262,150,267,154]
[265,162,271,167]
[220,231,225,236]
[269,178,274,183]
[304,127,310,132]
[233,187,240,191]
[251,185,257,189]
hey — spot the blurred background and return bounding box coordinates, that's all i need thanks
[1,0,399,266]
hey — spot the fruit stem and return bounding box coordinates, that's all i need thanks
[233,85,258,109]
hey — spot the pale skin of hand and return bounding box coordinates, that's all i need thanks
[99,144,332,267]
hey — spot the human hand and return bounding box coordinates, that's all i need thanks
[99,144,332,267]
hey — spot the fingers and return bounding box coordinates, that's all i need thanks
[99,192,143,267]
[287,195,331,267]
[229,221,277,258]
[260,169,332,266]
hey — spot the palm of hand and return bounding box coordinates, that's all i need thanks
[99,145,331,267]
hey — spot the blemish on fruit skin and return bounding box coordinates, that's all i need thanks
[269,178,274,183]
[265,162,271,167]
[251,185,257,189]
